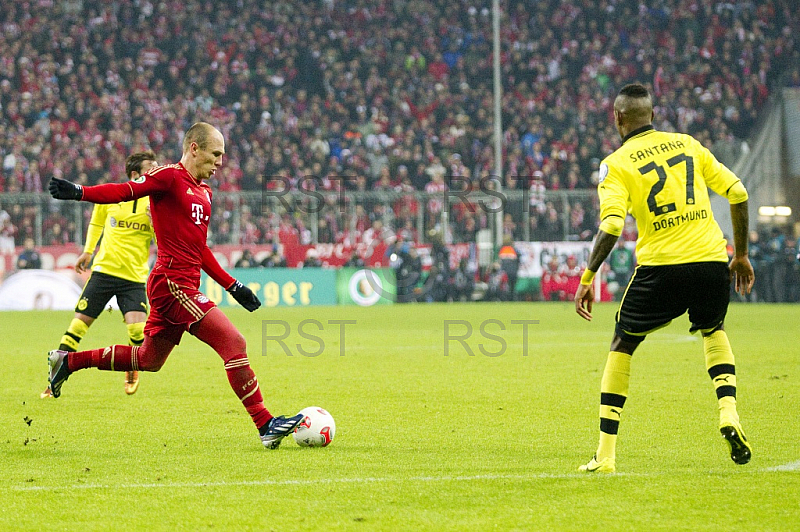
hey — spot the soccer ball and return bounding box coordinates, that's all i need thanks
[293,406,336,447]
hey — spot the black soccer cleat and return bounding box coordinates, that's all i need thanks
[259,413,305,449]
[720,423,752,465]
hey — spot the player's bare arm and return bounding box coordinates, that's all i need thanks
[575,229,620,321]
[729,200,754,296]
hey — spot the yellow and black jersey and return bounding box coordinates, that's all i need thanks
[85,197,155,283]
[598,125,746,266]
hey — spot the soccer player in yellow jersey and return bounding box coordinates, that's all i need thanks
[574,84,755,473]
[41,151,157,397]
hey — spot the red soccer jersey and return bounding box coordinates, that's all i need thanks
[81,163,234,289]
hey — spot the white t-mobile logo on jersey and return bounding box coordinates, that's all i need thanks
[191,203,205,225]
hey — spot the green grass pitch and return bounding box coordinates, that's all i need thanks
[1,302,798,530]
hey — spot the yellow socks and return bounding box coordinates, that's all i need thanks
[596,351,632,461]
[59,318,89,351]
[704,330,738,423]
[127,322,145,347]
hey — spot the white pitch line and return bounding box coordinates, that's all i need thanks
[11,463,797,493]
[10,472,634,492]
[763,460,800,472]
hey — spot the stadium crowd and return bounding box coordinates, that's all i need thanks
[0,0,798,246]
[0,0,799,300]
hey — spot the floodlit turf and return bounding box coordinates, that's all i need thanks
[1,302,798,530]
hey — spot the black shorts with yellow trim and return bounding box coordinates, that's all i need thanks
[615,261,729,343]
[76,271,148,318]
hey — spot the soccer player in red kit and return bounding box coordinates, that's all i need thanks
[47,122,303,449]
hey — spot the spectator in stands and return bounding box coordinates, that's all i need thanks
[404,246,424,301]
[563,255,583,300]
[0,0,797,250]
[44,222,70,246]
[317,218,335,244]
[235,250,257,268]
[529,171,547,217]
[426,230,451,302]
[541,255,568,302]
[484,262,510,302]
[303,248,323,268]
[498,236,520,299]
[387,237,421,303]
[451,258,475,303]
[16,237,41,270]
[502,213,519,241]
[765,227,795,302]
[608,240,635,301]
[0,208,15,254]
[363,219,393,250]
[425,171,447,230]
[620,215,638,242]
[261,248,287,268]
[570,202,593,240]
[542,203,564,241]
[344,253,365,269]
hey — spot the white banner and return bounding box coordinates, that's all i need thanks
[0,270,84,311]
[515,241,593,278]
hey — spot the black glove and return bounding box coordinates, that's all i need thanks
[49,178,83,200]
[227,280,261,312]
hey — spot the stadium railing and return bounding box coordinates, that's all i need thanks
[0,189,600,247]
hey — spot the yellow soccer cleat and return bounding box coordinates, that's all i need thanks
[125,371,140,395]
[578,455,616,473]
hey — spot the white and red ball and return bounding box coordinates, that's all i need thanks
[293,406,336,447]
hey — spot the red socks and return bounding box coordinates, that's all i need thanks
[68,345,137,371]
[224,355,273,429]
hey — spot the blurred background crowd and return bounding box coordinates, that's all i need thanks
[1,0,799,301]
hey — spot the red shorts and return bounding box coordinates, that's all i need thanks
[144,271,217,345]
